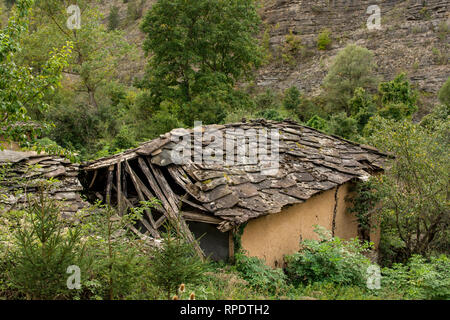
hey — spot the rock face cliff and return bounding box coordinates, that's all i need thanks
[104,0,449,107]
[257,0,449,101]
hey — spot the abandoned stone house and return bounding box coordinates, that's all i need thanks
[1,119,389,267]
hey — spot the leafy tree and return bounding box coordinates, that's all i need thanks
[378,73,417,120]
[0,0,70,146]
[140,0,263,126]
[322,45,378,114]
[317,28,332,50]
[283,86,301,113]
[108,6,120,31]
[306,115,328,131]
[327,112,358,140]
[349,88,377,133]
[366,115,449,261]
[438,76,450,106]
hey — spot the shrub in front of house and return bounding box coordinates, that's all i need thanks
[234,251,287,294]
[284,226,373,287]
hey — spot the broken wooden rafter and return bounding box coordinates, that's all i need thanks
[181,211,223,224]
[124,160,160,238]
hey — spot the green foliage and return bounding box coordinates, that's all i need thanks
[108,6,120,30]
[347,179,381,241]
[382,254,450,299]
[7,188,85,299]
[0,0,71,146]
[317,28,332,50]
[366,115,449,261]
[284,226,373,287]
[234,250,287,294]
[378,73,417,120]
[306,115,328,131]
[438,76,450,106]
[283,86,301,113]
[148,221,206,299]
[140,0,262,126]
[327,112,358,140]
[281,30,307,65]
[79,200,156,300]
[322,45,378,114]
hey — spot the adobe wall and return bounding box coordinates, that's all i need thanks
[240,182,378,267]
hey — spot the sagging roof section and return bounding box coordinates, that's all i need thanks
[81,119,389,234]
[0,150,88,217]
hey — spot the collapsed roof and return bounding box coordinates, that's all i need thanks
[81,119,389,236]
[0,150,88,216]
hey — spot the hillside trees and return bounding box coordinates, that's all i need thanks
[0,0,70,146]
[13,0,138,157]
[366,112,449,262]
[322,44,378,114]
[139,0,263,127]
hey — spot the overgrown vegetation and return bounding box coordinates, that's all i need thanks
[0,0,449,301]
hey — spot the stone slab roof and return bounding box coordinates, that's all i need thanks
[82,119,390,231]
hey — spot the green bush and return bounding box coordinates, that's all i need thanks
[284,226,373,287]
[438,77,450,106]
[235,251,287,294]
[382,254,450,300]
[283,86,301,113]
[322,44,378,114]
[317,29,332,50]
[7,189,86,300]
[108,6,120,31]
[148,222,206,299]
[306,115,328,131]
[327,112,359,140]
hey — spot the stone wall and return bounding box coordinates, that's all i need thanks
[0,150,89,218]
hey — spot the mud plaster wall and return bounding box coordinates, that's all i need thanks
[240,182,380,267]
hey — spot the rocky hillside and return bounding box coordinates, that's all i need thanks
[103,0,449,108]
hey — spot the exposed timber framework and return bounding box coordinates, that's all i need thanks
[79,119,390,259]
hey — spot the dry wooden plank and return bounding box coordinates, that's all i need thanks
[181,211,222,224]
[124,160,160,237]
[137,157,173,214]
[155,215,167,228]
[136,137,170,156]
[88,170,98,188]
[139,158,204,258]
[116,162,122,214]
[147,159,180,212]
[105,165,114,205]
[229,231,235,263]
[83,152,138,171]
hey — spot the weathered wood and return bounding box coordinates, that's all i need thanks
[138,158,204,258]
[106,165,114,205]
[124,160,160,238]
[148,159,181,212]
[229,230,235,263]
[116,162,122,214]
[111,183,158,237]
[181,211,223,224]
[84,152,138,171]
[88,170,98,188]
[155,215,167,228]
[136,137,170,156]
[137,157,173,214]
